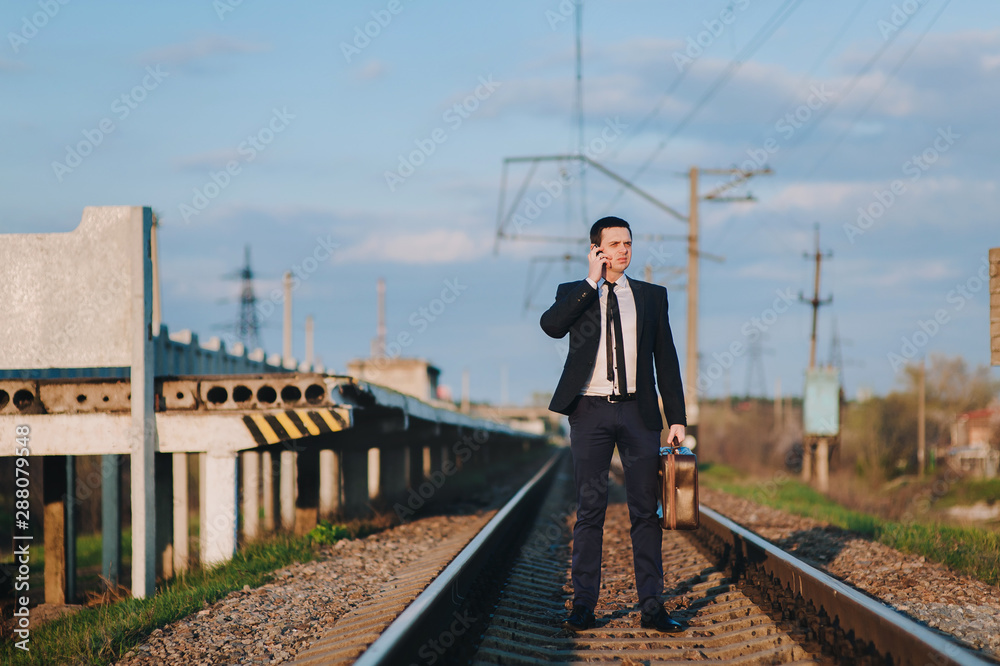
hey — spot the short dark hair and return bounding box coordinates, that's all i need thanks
[590,216,631,245]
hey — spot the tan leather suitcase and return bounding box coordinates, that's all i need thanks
[657,446,699,530]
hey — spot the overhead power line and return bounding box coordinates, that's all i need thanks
[603,0,805,214]
[777,0,937,160]
[806,0,953,175]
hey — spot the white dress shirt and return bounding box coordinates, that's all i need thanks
[581,275,637,396]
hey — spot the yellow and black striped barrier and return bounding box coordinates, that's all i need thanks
[242,407,352,446]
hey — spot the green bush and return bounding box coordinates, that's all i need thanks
[307,521,351,545]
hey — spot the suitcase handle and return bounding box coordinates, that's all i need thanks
[659,446,694,456]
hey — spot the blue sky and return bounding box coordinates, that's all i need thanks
[2,0,998,405]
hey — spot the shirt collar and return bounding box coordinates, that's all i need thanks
[601,274,629,290]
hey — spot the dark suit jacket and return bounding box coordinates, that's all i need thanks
[540,277,686,431]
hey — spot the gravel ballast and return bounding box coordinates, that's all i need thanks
[701,486,1000,659]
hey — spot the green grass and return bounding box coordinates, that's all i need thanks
[700,464,1000,587]
[1,534,317,666]
[2,448,557,663]
[935,478,1000,508]
[9,529,133,571]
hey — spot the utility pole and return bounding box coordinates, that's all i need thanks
[800,224,832,369]
[917,359,926,476]
[574,2,586,226]
[745,336,768,398]
[151,213,161,333]
[282,272,293,368]
[799,224,835,492]
[305,315,315,369]
[461,368,471,414]
[225,244,261,351]
[684,166,771,448]
[774,377,783,433]
[372,277,386,358]
[686,166,700,441]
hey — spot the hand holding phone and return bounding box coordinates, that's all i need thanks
[588,243,609,283]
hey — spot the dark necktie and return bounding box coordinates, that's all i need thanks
[606,281,628,394]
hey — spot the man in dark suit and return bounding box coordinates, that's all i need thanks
[540,216,686,632]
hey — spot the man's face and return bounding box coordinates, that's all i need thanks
[598,226,632,272]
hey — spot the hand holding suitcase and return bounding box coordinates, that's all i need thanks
[657,445,699,530]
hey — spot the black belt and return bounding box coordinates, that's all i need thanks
[606,393,636,402]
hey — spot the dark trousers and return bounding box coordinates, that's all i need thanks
[568,395,663,612]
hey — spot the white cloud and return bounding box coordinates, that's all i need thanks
[349,229,485,264]
[735,261,804,282]
[0,57,25,72]
[762,182,866,213]
[172,148,245,171]
[842,258,955,289]
[141,35,270,66]
[981,53,1000,71]
[357,59,386,80]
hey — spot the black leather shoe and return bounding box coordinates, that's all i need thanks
[564,604,596,631]
[640,605,684,632]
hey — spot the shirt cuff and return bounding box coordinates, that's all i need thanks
[585,277,598,289]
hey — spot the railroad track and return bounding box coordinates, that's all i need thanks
[296,450,995,665]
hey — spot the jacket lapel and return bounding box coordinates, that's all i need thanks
[631,277,645,349]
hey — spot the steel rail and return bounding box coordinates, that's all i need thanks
[697,506,994,666]
[352,448,565,666]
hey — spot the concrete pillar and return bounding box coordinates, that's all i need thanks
[319,449,341,520]
[283,272,293,366]
[172,452,189,575]
[816,438,830,493]
[101,454,122,586]
[409,445,424,490]
[65,456,77,605]
[295,449,319,535]
[279,450,297,531]
[440,445,451,475]
[154,453,174,579]
[261,450,275,532]
[801,442,813,483]
[198,453,207,561]
[242,451,260,541]
[341,449,370,514]
[380,447,408,503]
[43,455,68,605]
[428,445,442,479]
[367,448,380,500]
[201,451,238,566]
